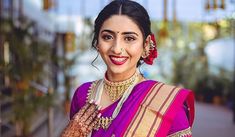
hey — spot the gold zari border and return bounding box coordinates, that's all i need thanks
[167,127,192,137]
[86,80,100,102]
[124,83,182,137]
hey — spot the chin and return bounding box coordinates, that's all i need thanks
[108,67,127,74]
[109,68,125,74]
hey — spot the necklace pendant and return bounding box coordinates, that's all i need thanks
[104,117,109,129]
[97,117,113,130]
[104,117,113,129]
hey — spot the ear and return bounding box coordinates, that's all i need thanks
[142,35,151,56]
[95,45,99,51]
[95,42,100,51]
[144,35,151,50]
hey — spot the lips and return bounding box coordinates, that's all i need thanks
[109,55,128,65]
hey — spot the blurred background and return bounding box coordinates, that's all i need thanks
[0,0,234,137]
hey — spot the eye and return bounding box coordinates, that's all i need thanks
[101,34,113,40]
[124,36,136,42]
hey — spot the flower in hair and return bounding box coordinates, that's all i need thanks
[143,34,158,65]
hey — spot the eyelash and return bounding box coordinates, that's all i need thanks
[102,34,113,40]
[124,36,136,41]
[101,34,136,42]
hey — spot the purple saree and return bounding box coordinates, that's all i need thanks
[70,80,194,137]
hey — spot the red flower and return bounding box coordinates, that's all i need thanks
[143,34,158,65]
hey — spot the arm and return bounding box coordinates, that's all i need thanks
[70,82,92,119]
[167,103,192,137]
[61,82,100,137]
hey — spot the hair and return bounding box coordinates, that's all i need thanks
[92,0,151,67]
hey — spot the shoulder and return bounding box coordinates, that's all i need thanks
[139,79,193,95]
[149,83,195,135]
[71,80,101,102]
[73,82,92,95]
[70,81,97,119]
[161,83,195,126]
[150,82,194,113]
[148,82,195,122]
[150,82,194,100]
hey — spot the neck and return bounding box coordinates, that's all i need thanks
[106,69,137,82]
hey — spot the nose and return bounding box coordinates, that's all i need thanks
[111,39,123,55]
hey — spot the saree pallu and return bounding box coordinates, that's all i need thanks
[70,80,195,137]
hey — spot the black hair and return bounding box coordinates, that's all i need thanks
[92,0,151,67]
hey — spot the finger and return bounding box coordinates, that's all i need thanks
[85,109,99,126]
[79,126,89,136]
[73,102,92,121]
[77,121,91,137]
[89,113,102,130]
[81,103,97,122]
[87,105,102,125]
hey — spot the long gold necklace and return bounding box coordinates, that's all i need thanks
[104,72,138,102]
[92,71,141,130]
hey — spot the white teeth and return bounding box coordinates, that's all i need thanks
[111,57,126,62]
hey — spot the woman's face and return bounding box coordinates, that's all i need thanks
[97,15,148,79]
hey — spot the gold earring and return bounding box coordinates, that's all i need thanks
[141,50,149,58]
[142,42,150,58]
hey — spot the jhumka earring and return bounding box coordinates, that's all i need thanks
[141,44,150,58]
[142,34,158,65]
[141,50,149,58]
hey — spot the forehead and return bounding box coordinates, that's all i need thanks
[100,15,142,34]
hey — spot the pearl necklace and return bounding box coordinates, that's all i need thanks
[93,71,141,130]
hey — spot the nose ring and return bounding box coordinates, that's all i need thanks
[121,48,125,54]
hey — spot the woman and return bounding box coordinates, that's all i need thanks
[61,0,194,137]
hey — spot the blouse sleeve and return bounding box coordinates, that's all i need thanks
[167,103,192,137]
[69,82,91,119]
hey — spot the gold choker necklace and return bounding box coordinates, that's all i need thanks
[104,72,139,102]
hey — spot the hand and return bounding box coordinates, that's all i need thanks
[61,101,101,137]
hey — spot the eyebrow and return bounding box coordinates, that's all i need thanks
[101,29,139,36]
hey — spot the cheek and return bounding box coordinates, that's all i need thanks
[97,37,111,53]
[97,43,109,57]
[128,44,144,58]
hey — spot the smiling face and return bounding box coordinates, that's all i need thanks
[97,15,149,81]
